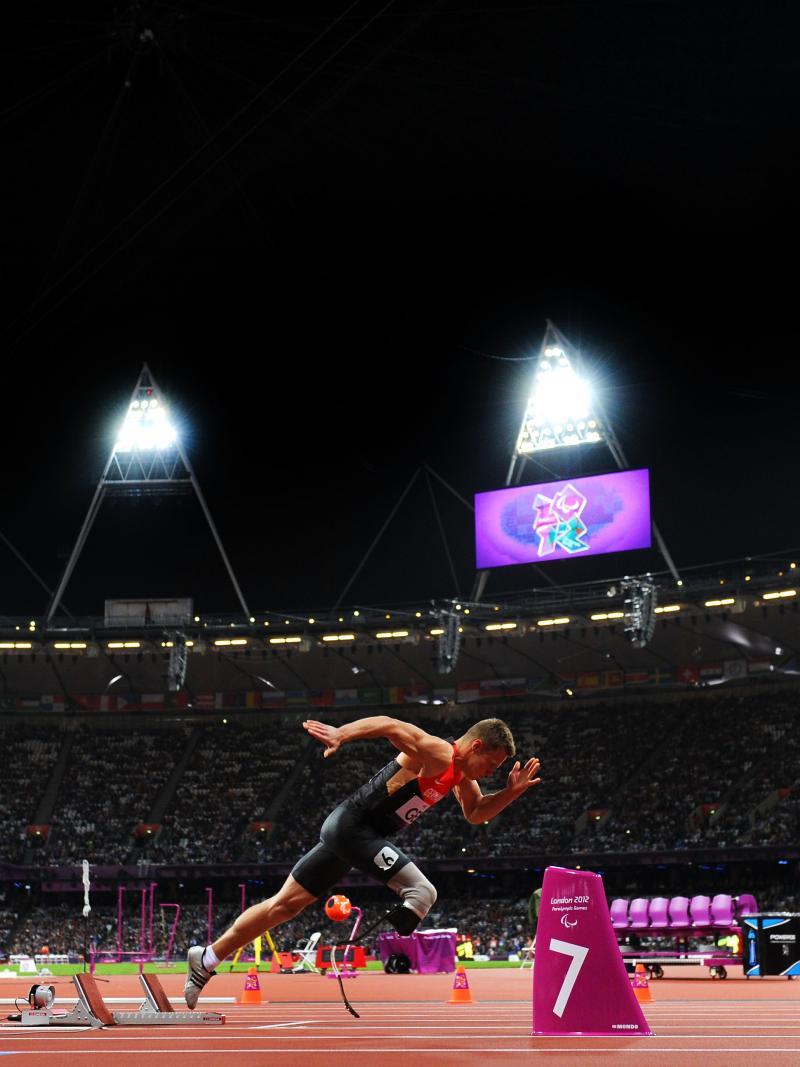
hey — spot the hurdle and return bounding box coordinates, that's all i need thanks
[20,972,226,1027]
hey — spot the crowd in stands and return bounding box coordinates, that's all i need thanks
[145,720,310,864]
[0,725,61,860]
[5,877,797,961]
[576,691,800,852]
[36,726,190,865]
[2,687,798,868]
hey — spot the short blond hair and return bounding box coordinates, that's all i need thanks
[463,718,515,757]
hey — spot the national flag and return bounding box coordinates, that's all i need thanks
[39,695,65,712]
[699,663,722,679]
[677,665,700,685]
[602,670,624,688]
[723,659,747,680]
[624,670,651,686]
[334,689,360,706]
[73,694,94,710]
[482,678,526,695]
[285,690,310,705]
[433,687,455,702]
[358,687,383,705]
[141,693,165,709]
[193,692,215,709]
[748,658,773,674]
[456,681,481,703]
[577,672,601,689]
[244,691,261,709]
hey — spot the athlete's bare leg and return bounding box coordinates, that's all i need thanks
[210,874,318,961]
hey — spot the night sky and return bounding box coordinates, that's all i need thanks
[2,2,798,618]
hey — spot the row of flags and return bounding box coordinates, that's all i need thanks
[5,659,780,712]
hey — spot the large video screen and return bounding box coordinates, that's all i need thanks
[474,468,651,569]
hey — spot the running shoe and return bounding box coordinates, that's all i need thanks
[184,945,215,1009]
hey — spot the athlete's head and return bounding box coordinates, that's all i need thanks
[457,718,515,780]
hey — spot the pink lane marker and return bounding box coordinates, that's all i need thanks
[533,865,654,1037]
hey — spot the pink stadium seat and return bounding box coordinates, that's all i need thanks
[648,897,670,929]
[609,898,629,928]
[735,893,758,918]
[711,894,734,926]
[668,896,690,927]
[628,897,650,928]
[690,894,711,926]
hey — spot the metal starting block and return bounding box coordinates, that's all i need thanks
[20,972,226,1027]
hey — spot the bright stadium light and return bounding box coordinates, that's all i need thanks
[114,395,178,453]
[515,345,602,454]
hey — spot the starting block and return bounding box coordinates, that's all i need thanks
[21,972,225,1027]
[533,866,653,1038]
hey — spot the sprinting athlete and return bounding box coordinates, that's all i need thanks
[185,714,541,1007]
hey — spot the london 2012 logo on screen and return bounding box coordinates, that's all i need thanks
[532,483,589,556]
[474,469,651,570]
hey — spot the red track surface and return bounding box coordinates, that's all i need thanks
[2,968,799,1065]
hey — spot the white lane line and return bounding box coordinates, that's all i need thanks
[1,1034,799,1043]
[252,1020,318,1029]
[3,1047,800,1055]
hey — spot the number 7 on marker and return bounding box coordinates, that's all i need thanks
[548,938,589,1017]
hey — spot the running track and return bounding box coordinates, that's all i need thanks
[2,968,798,1065]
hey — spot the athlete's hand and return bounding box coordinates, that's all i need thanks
[506,756,541,796]
[302,720,343,757]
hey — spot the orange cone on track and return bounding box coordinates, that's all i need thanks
[632,963,653,1003]
[239,966,263,1004]
[448,964,474,1004]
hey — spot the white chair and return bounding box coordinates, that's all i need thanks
[292,931,321,973]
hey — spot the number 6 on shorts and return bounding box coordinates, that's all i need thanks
[548,938,589,1017]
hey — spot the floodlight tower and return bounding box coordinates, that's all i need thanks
[44,364,251,624]
[471,320,680,602]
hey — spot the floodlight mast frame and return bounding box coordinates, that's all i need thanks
[44,364,251,625]
[471,320,680,603]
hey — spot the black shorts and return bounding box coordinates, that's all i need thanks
[290,801,413,898]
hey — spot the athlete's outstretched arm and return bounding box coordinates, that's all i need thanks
[303,716,451,768]
[455,757,542,824]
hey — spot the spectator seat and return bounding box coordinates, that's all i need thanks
[668,896,690,927]
[735,893,758,918]
[628,898,650,929]
[648,897,670,929]
[711,894,734,926]
[690,895,711,926]
[610,899,629,928]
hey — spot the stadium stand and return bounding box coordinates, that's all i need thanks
[1,682,798,962]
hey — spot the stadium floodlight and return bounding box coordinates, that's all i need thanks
[114,395,177,453]
[515,344,602,455]
[45,363,252,626]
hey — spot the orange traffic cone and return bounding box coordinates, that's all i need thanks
[238,966,263,1004]
[447,964,474,1004]
[632,962,653,1003]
